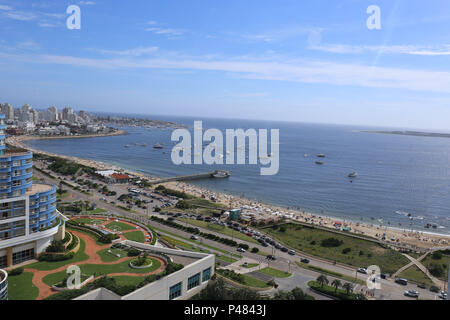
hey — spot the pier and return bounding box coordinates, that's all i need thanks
[151,170,230,184]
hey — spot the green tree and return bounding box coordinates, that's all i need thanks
[331,279,342,293]
[316,274,329,288]
[342,282,354,295]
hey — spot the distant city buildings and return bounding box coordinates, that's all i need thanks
[0,102,110,137]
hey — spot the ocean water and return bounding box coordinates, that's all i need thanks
[25,116,450,235]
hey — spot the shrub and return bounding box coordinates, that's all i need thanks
[320,238,344,248]
[8,267,24,276]
[46,240,65,253]
[428,263,444,278]
[251,247,259,254]
[128,248,141,257]
[342,248,351,254]
[432,251,443,260]
[238,243,249,250]
[279,226,287,232]
[39,252,75,262]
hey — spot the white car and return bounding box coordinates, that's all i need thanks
[404,290,419,298]
[357,268,367,274]
[439,291,448,300]
[237,247,246,253]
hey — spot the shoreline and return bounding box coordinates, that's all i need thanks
[7,134,450,250]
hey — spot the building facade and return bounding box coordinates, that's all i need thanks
[0,113,66,269]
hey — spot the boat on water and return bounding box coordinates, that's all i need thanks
[141,143,147,147]
[153,143,163,149]
[212,171,230,178]
[348,172,358,178]
[124,144,130,148]
[315,161,324,165]
[317,154,326,158]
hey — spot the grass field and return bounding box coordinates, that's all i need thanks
[241,274,271,288]
[242,263,259,268]
[420,252,450,281]
[263,223,409,274]
[97,247,129,262]
[7,272,39,300]
[105,221,136,232]
[80,208,107,215]
[177,218,259,244]
[123,231,146,243]
[113,275,146,287]
[259,267,291,278]
[42,258,162,286]
[74,218,106,225]
[397,265,434,287]
[27,237,89,271]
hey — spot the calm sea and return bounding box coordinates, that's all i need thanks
[25,116,450,235]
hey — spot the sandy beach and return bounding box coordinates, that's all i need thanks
[7,133,450,251]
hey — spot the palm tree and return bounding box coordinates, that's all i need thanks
[316,274,329,288]
[331,279,342,293]
[342,282,354,295]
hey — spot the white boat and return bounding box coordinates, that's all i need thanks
[153,143,163,149]
[348,172,358,178]
[317,154,326,158]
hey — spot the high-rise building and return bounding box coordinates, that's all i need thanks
[4,104,14,122]
[0,113,66,269]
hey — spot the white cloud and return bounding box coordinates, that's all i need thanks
[96,46,159,57]
[21,52,450,94]
[78,1,96,5]
[145,27,183,36]
[310,43,450,56]
[3,10,36,21]
[0,5,12,11]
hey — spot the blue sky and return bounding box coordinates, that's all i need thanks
[1,0,450,130]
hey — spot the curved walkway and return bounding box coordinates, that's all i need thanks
[24,230,166,300]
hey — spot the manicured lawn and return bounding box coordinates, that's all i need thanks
[105,221,136,232]
[74,218,106,225]
[263,223,409,274]
[259,267,291,278]
[397,265,434,287]
[177,218,259,244]
[123,231,146,243]
[241,274,271,288]
[113,275,146,287]
[27,237,89,271]
[81,208,107,214]
[97,247,129,262]
[216,255,237,264]
[241,263,259,268]
[308,281,362,300]
[42,258,163,286]
[7,272,39,300]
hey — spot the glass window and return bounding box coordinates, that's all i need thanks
[169,282,182,300]
[202,267,211,282]
[12,248,34,265]
[0,255,6,268]
[187,273,200,290]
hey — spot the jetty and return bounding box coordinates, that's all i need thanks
[151,170,230,184]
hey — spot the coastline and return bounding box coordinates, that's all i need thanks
[7,134,450,251]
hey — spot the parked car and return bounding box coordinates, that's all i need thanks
[357,268,368,274]
[300,258,310,264]
[404,290,419,298]
[261,242,269,247]
[190,235,198,240]
[395,278,408,285]
[237,247,246,253]
[281,247,289,253]
[266,255,276,261]
[288,250,296,255]
[417,283,427,289]
[439,291,448,300]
